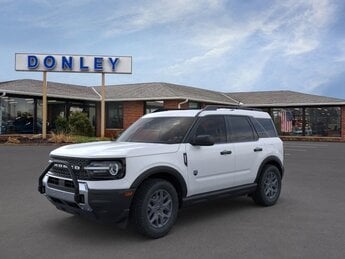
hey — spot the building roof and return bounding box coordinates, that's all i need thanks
[226,90,345,107]
[93,82,238,105]
[0,79,99,101]
[1,79,345,106]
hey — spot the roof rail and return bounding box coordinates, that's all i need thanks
[152,108,178,113]
[193,105,261,117]
[200,105,261,112]
[152,107,201,113]
[152,105,261,116]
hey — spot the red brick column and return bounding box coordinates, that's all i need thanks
[123,101,144,129]
[105,101,144,138]
[341,106,345,141]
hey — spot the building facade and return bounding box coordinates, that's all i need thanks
[1,79,345,141]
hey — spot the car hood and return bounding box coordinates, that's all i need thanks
[50,141,181,159]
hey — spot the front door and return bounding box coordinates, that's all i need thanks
[185,115,236,196]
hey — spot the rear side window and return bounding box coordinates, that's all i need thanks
[227,116,256,142]
[252,118,278,138]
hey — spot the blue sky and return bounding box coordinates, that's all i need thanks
[1,0,345,98]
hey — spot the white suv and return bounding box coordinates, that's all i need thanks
[38,106,284,238]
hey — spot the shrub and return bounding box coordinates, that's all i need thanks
[68,112,94,136]
[55,116,69,134]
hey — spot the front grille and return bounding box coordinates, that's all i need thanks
[49,156,90,180]
[48,176,75,192]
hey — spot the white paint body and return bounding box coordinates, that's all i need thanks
[49,109,284,197]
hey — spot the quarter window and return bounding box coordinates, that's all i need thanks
[252,118,278,138]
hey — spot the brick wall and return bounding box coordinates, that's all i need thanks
[103,101,144,138]
[341,106,345,141]
[123,101,145,129]
[104,129,123,139]
[164,99,192,109]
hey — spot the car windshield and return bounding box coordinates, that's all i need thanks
[117,117,194,144]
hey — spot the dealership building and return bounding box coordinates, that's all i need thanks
[1,79,345,141]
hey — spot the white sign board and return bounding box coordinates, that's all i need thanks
[15,53,132,74]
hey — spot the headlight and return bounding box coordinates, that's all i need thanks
[84,160,125,180]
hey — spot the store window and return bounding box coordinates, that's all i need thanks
[106,102,123,128]
[69,102,96,128]
[47,100,96,132]
[145,101,164,114]
[272,108,303,136]
[189,102,201,109]
[305,107,340,137]
[0,96,39,134]
[272,107,341,137]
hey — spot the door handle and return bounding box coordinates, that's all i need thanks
[254,147,263,152]
[220,150,232,155]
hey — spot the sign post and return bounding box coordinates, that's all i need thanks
[101,73,106,138]
[42,72,47,139]
[15,53,132,139]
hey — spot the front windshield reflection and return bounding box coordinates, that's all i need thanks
[117,117,194,144]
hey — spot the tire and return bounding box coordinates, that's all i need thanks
[131,179,179,238]
[252,165,282,206]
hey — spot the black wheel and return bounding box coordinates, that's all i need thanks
[131,179,179,238]
[253,165,281,206]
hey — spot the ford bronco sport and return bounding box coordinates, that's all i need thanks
[38,105,284,238]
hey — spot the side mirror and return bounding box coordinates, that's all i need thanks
[190,135,215,146]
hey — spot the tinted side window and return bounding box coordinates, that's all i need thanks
[194,116,227,144]
[256,118,278,137]
[251,118,269,138]
[228,116,256,142]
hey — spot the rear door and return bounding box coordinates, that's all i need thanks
[226,116,266,186]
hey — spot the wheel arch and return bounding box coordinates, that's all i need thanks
[130,166,188,205]
[255,156,284,183]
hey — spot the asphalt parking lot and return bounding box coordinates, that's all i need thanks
[1,142,345,258]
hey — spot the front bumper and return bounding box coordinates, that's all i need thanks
[39,161,135,223]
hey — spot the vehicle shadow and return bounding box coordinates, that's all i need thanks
[44,196,261,241]
[176,197,258,226]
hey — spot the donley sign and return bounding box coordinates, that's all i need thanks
[15,53,132,139]
[15,53,132,74]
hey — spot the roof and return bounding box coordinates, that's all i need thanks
[1,79,345,106]
[226,90,345,107]
[93,82,237,105]
[0,79,99,101]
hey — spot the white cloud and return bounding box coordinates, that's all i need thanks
[225,53,272,92]
[104,0,224,36]
[161,0,337,91]
[284,38,319,56]
[261,0,336,56]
